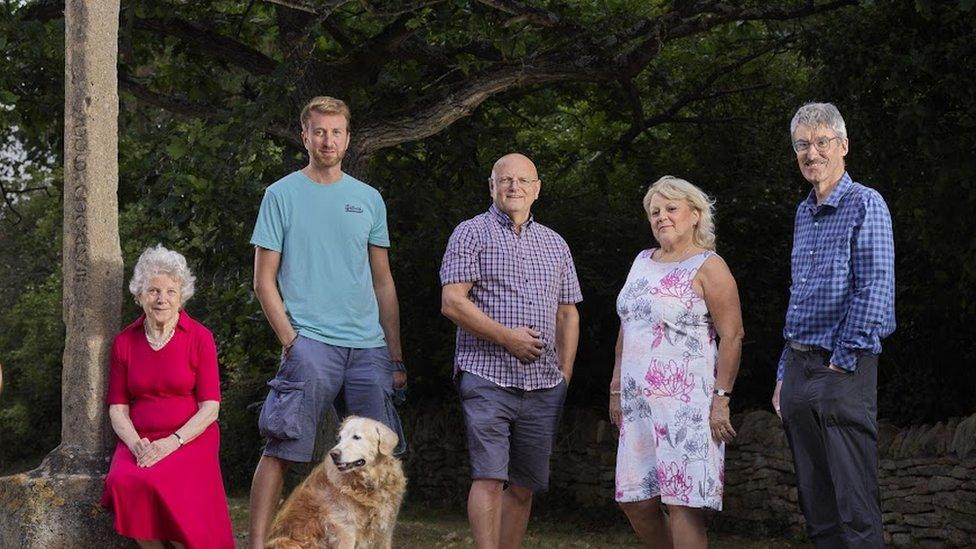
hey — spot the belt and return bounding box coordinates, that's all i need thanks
[788,341,824,352]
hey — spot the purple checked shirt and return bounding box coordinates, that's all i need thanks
[440,204,583,390]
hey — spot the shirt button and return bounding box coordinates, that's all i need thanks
[792,305,798,310]
[801,278,806,282]
[787,332,793,337]
[809,250,814,255]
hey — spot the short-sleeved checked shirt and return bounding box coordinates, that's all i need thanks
[440,205,583,390]
[777,172,895,379]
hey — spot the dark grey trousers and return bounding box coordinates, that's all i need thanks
[780,347,884,549]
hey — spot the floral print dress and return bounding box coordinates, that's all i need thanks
[614,249,724,510]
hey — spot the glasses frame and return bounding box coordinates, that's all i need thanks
[792,136,844,154]
[492,176,540,188]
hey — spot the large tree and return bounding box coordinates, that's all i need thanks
[1,0,885,481]
[6,0,855,176]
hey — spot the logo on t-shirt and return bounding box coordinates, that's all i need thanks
[344,204,363,214]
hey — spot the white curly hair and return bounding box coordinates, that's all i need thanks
[128,244,196,305]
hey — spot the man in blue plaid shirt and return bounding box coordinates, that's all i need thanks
[772,102,895,548]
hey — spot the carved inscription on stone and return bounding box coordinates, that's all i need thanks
[69,109,89,284]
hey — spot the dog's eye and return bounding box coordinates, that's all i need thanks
[352,435,361,440]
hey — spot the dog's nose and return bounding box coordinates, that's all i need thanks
[329,450,341,462]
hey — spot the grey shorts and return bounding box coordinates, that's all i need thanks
[458,371,567,493]
[258,335,406,462]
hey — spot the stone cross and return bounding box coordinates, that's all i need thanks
[0,1,126,546]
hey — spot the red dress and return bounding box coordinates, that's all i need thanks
[101,310,235,549]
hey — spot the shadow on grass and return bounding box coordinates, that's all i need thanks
[229,495,800,548]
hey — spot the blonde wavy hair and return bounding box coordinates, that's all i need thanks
[642,175,717,251]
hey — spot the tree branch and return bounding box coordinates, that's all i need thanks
[353,24,794,156]
[260,0,357,17]
[260,0,319,14]
[364,0,449,18]
[622,79,646,136]
[617,0,857,75]
[353,61,612,155]
[134,16,279,76]
[0,181,24,224]
[599,40,787,160]
[475,0,569,29]
[120,75,229,120]
[120,75,301,150]
[122,0,855,160]
[3,185,49,195]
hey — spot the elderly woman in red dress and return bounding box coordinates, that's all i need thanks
[101,244,234,549]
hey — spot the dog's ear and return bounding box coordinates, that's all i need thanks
[374,423,398,456]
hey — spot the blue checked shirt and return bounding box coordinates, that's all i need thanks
[777,172,895,379]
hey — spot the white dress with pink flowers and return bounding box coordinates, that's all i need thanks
[614,249,724,510]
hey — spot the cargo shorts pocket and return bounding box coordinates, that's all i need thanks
[258,379,307,440]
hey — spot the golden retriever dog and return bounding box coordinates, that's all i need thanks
[266,416,407,549]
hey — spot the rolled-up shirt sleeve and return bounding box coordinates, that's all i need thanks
[559,244,583,304]
[440,221,483,285]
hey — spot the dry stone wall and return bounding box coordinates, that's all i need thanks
[401,406,976,546]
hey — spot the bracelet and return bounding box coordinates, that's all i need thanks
[172,432,185,446]
[609,390,621,395]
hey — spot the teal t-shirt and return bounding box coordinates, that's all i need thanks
[250,171,390,348]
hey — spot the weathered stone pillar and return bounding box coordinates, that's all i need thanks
[56,0,124,475]
[0,1,126,546]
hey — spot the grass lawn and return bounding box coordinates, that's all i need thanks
[229,496,798,548]
[5,457,795,546]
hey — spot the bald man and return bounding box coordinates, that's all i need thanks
[440,153,582,548]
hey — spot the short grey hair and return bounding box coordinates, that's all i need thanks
[643,176,717,251]
[129,244,196,305]
[790,102,847,139]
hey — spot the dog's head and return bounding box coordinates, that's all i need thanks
[328,416,399,473]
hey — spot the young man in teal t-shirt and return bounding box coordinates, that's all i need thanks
[246,96,407,548]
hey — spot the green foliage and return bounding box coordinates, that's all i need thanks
[1,0,974,485]
[797,0,976,421]
[0,181,63,467]
[0,271,64,468]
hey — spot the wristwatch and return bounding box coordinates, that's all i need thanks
[713,388,732,398]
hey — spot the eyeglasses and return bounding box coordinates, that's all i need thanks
[493,176,539,188]
[792,136,843,154]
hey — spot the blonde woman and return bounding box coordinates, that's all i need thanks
[610,176,744,548]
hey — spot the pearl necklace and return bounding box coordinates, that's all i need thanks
[144,320,176,351]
